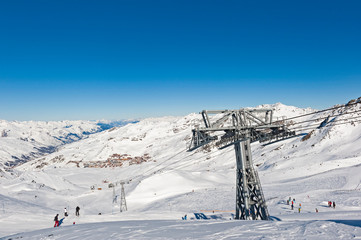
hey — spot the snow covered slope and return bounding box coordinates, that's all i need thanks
[0,120,136,170]
[1,100,361,239]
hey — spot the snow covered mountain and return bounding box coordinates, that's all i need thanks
[10,103,316,172]
[1,99,361,239]
[0,119,137,170]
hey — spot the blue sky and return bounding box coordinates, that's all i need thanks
[1,0,360,121]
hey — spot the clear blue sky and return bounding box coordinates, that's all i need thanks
[1,0,360,121]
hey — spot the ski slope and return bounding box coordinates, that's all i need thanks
[2,218,361,240]
[1,100,361,239]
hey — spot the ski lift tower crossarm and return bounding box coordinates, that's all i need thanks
[188,108,293,220]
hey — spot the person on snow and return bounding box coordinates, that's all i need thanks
[54,214,59,227]
[315,208,318,213]
[291,203,294,210]
[64,208,68,217]
[76,206,80,216]
[333,201,336,209]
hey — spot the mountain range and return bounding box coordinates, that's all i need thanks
[0,99,360,239]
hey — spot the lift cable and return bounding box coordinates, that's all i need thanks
[290,117,361,133]
[274,101,361,123]
[289,114,361,131]
[114,102,361,184]
[284,109,361,127]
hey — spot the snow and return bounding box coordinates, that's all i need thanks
[0,119,135,169]
[2,219,361,240]
[1,101,361,239]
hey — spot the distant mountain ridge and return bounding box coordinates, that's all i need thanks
[0,119,137,169]
[12,103,318,173]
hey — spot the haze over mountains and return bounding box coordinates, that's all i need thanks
[0,99,361,239]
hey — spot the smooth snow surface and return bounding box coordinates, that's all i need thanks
[3,219,361,240]
[1,101,361,239]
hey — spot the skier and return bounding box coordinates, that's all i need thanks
[64,207,68,217]
[315,208,318,213]
[184,214,187,220]
[54,214,59,227]
[291,203,294,210]
[333,201,336,209]
[298,207,301,213]
[76,206,80,216]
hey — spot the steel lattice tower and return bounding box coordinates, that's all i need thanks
[189,109,294,220]
[120,182,127,212]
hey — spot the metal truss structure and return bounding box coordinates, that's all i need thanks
[120,182,128,212]
[188,109,294,220]
[109,180,128,212]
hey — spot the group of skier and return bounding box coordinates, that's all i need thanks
[286,197,337,214]
[53,206,80,227]
[287,197,300,212]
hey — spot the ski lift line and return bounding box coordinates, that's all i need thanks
[295,120,361,132]
[289,115,361,131]
[135,138,233,175]
[111,104,361,186]
[107,149,188,186]
[292,122,347,133]
[163,146,233,173]
[286,109,361,130]
[154,152,202,172]
[130,150,214,182]
[260,133,306,146]
[268,101,361,124]
[145,146,229,176]
[290,116,361,131]
[293,119,361,133]
[261,115,361,145]
[284,116,324,126]
[136,149,197,178]
[136,152,198,182]
[285,109,361,127]
[134,104,361,209]
[113,148,193,184]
